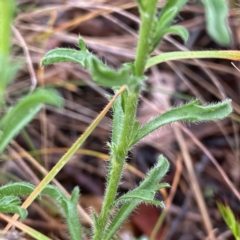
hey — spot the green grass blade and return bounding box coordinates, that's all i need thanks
[146,50,240,69]
[217,202,240,240]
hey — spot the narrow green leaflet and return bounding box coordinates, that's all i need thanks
[42,185,82,240]
[217,202,240,240]
[201,0,231,46]
[131,99,232,146]
[0,88,63,154]
[105,155,169,240]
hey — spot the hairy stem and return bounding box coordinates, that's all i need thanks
[93,90,139,239]
[134,0,158,76]
[93,1,159,238]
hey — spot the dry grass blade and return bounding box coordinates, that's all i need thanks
[173,125,214,239]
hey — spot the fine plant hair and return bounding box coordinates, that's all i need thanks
[0,1,239,240]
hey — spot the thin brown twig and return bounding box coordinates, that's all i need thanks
[12,26,37,92]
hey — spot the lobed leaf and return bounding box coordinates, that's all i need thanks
[0,88,63,154]
[201,0,231,46]
[131,99,232,146]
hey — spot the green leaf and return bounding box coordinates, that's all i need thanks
[0,88,63,154]
[156,7,178,33]
[160,25,189,44]
[0,182,35,198]
[115,190,165,208]
[104,155,169,240]
[217,202,240,240]
[201,0,231,46]
[0,196,27,221]
[41,48,88,67]
[137,155,170,191]
[42,185,82,240]
[151,0,188,51]
[159,0,188,17]
[89,57,142,88]
[131,99,232,146]
[41,38,145,88]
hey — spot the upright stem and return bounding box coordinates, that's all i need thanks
[93,1,159,239]
[134,0,158,77]
[93,90,139,240]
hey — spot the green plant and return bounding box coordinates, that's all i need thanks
[217,200,240,240]
[1,0,239,239]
